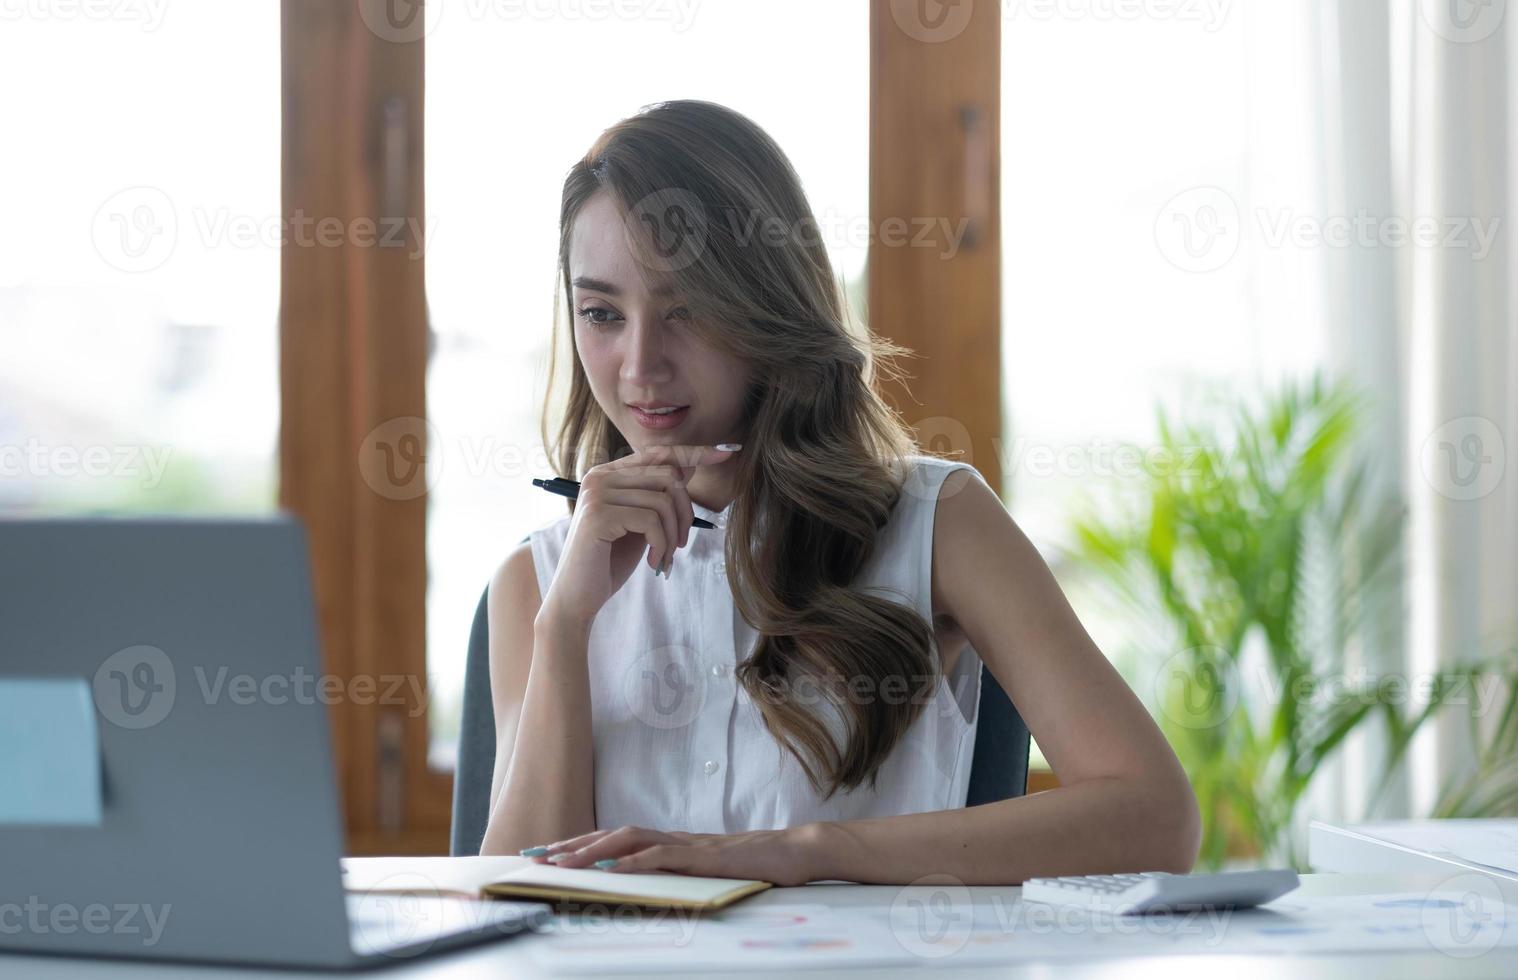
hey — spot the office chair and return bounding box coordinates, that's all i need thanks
[450,570,1032,855]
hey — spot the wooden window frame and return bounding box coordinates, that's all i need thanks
[872,4,1050,785]
[280,0,448,855]
[870,2,1003,497]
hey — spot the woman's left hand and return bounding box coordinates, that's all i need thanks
[523,824,829,887]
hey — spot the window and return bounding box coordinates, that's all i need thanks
[425,1,870,764]
[1000,6,1331,764]
[1,8,279,515]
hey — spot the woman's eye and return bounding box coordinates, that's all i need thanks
[574,305,687,327]
[575,306,620,326]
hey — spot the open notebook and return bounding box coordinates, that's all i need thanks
[342,856,771,913]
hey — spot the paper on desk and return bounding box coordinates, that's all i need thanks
[524,885,1518,971]
[870,886,1518,963]
[526,903,913,973]
[1356,820,1518,874]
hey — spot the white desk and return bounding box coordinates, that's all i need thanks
[4,872,1517,979]
[1312,819,1518,881]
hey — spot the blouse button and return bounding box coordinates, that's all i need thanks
[703,760,720,776]
[710,663,728,678]
[714,561,726,576]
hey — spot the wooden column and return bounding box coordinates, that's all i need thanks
[280,0,448,854]
[870,0,1003,497]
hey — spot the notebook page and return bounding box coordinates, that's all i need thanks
[342,856,525,896]
[497,863,766,902]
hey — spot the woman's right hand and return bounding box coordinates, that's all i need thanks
[537,443,740,630]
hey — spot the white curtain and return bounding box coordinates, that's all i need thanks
[1394,1,1517,814]
[1313,0,1407,824]
[1316,1,1517,818]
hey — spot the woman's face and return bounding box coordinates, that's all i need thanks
[569,191,751,452]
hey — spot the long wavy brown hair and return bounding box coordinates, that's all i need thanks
[542,99,943,799]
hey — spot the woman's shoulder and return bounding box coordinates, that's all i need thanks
[894,453,987,504]
[864,454,981,549]
[901,452,981,476]
[518,512,573,553]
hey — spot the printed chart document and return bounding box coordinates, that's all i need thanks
[524,888,1518,972]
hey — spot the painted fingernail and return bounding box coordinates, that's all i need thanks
[594,859,618,869]
[651,560,662,578]
[520,846,549,857]
[715,443,742,452]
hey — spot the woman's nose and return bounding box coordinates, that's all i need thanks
[619,318,671,384]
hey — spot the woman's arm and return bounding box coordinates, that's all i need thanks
[519,773,1191,884]
[796,468,1199,883]
[478,543,598,855]
[804,776,1195,884]
[528,469,1200,883]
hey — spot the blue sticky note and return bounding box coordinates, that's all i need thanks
[0,678,103,826]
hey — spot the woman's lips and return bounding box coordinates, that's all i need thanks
[629,405,691,429]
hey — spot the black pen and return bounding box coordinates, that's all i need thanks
[532,477,717,529]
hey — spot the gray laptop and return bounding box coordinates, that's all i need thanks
[0,516,548,969]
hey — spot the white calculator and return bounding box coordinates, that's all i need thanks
[1021,869,1300,914]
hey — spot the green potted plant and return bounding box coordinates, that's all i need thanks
[1069,373,1486,869]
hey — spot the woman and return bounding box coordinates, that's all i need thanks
[479,100,1199,886]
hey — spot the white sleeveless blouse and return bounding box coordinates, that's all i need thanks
[526,454,986,833]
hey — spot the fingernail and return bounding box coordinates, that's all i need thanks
[548,853,574,863]
[651,561,662,578]
[715,443,742,452]
[520,846,548,857]
[594,859,618,869]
